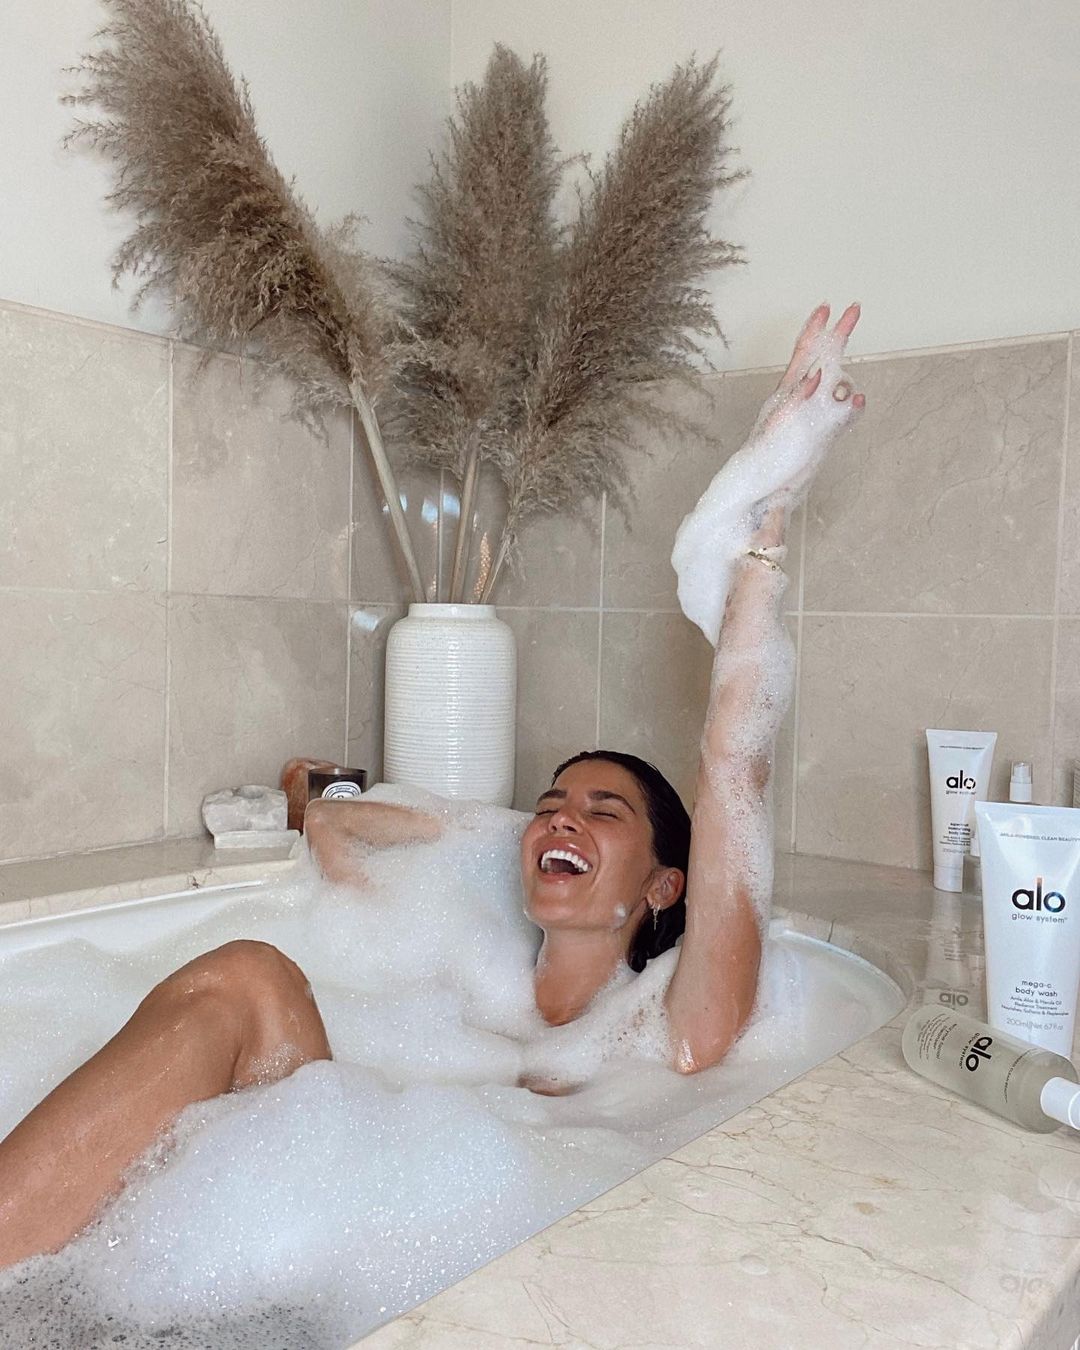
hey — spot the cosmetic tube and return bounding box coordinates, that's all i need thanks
[975,801,1080,1057]
[926,730,997,891]
[903,1007,1079,1133]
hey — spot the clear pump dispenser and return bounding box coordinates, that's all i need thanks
[1009,760,1033,804]
[903,1006,1080,1133]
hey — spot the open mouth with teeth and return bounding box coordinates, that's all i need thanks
[539,848,592,876]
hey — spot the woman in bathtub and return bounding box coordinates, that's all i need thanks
[0,304,864,1267]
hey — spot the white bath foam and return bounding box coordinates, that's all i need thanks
[0,941,151,1137]
[521,945,679,1090]
[503,934,848,1151]
[86,1065,559,1331]
[672,327,858,649]
[0,790,898,1348]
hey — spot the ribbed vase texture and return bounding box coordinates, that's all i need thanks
[383,604,516,806]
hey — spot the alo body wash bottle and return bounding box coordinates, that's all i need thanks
[975,800,1080,1056]
[903,1007,1080,1133]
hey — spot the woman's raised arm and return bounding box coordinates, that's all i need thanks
[664,304,864,1072]
[305,799,444,886]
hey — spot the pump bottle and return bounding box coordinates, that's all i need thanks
[903,1006,1080,1133]
[1009,760,1033,804]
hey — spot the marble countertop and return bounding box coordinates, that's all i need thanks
[359,853,1080,1350]
[0,835,299,921]
[1,844,1077,1349]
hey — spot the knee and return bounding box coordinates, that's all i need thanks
[156,940,312,1018]
[204,942,330,1084]
[204,939,312,1005]
[137,943,329,1092]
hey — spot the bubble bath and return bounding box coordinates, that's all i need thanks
[0,788,901,1349]
[0,325,869,1349]
[672,326,858,651]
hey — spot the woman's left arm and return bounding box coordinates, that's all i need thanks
[664,304,865,1073]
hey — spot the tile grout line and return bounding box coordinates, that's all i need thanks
[1049,333,1072,801]
[706,328,1073,381]
[0,584,1068,623]
[343,412,356,763]
[798,610,1059,621]
[1,294,1072,377]
[595,494,606,749]
[790,505,808,853]
[162,342,175,838]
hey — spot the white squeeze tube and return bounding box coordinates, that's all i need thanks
[975,801,1080,1057]
[926,730,997,892]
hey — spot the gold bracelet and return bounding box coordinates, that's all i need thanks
[746,547,785,572]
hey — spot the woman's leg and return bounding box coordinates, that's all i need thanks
[0,940,331,1268]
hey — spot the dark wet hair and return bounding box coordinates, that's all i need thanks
[549,750,690,972]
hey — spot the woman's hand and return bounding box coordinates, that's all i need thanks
[758,302,866,438]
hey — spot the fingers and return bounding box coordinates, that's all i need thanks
[831,381,867,413]
[780,303,830,385]
[799,303,831,344]
[775,302,866,411]
[784,301,860,380]
[833,301,861,346]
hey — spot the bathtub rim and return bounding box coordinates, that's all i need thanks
[0,845,912,1016]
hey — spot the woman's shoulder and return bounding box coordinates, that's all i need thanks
[521,949,680,1089]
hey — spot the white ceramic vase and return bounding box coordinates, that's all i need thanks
[383,603,516,805]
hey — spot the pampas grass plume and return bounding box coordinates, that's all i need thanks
[66,0,425,598]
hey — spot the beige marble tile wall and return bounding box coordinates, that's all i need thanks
[0,298,401,862]
[352,329,1080,871]
[9,293,1067,873]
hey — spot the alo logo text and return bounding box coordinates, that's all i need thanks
[964,1035,993,1072]
[1011,877,1066,914]
[945,772,976,790]
[1000,1273,1048,1303]
[937,989,969,1008]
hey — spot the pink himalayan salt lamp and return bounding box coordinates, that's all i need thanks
[280,757,337,832]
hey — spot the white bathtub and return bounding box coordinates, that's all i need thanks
[0,871,906,1347]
